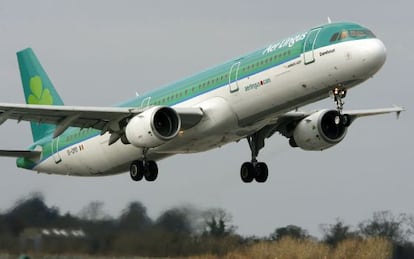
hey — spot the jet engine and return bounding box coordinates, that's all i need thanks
[290,110,349,151]
[125,106,181,148]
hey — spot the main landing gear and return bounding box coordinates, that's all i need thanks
[129,149,158,182]
[332,87,351,127]
[130,160,158,182]
[240,133,269,183]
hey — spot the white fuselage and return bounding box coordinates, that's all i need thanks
[34,38,386,176]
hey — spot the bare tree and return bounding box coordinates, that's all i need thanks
[202,208,236,237]
[321,218,358,246]
[78,201,108,221]
[358,211,413,244]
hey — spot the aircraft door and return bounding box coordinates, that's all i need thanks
[303,28,321,64]
[228,61,241,93]
[51,137,62,164]
[141,97,151,109]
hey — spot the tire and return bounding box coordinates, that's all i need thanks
[144,160,158,182]
[240,162,255,183]
[255,162,268,183]
[130,161,144,181]
[341,114,351,127]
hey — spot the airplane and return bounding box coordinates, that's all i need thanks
[0,21,404,183]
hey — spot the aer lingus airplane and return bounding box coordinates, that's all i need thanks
[0,21,404,183]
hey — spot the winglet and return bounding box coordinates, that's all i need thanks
[394,105,405,119]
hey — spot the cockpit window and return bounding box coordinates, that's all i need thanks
[349,29,376,38]
[330,32,339,42]
[349,30,366,37]
[339,31,349,40]
[330,29,375,43]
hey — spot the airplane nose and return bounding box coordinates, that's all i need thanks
[361,38,387,75]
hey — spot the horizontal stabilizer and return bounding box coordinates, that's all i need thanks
[0,150,41,159]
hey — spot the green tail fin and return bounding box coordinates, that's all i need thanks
[17,48,64,142]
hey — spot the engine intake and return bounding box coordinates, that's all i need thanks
[125,106,181,148]
[292,110,348,151]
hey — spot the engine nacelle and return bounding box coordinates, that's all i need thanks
[125,106,181,148]
[292,110,348,151]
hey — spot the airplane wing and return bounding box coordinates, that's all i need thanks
[0,103,203,139]
[269,106,405,139]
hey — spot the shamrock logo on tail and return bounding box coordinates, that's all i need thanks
[28,76,53,105]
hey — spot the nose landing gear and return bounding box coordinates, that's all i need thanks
[331,88,351,127]
[332,87,346,114]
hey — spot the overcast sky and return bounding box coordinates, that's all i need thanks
[0,1,411,237]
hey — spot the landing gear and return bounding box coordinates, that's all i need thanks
[129,160,158,182]
[331,87,351,127]
[144,161,158,181]
[240,161,269,183]
[129,147,159,182]
[240,133,269,183]
[332,87,346,114]
[130,161,144,181]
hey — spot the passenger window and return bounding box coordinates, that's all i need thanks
[330,32,339,42]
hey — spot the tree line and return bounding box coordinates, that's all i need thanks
[0,192,414,258]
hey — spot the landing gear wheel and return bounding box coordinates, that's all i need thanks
[144,160,158,182]
[255,162,268,183]
[130,161,144,181]
[341,114,351,127]
[334,114,351,127]
[240,162,255,183]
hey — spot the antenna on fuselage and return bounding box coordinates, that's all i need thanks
[327,17,332,23]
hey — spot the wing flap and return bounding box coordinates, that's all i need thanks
[0,103,141,127]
